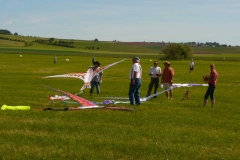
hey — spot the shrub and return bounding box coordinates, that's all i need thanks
[162,43,193,60]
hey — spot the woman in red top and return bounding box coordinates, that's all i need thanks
[204,64,218,107]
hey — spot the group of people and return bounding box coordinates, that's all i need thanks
[89,56,218,107]
[129,57,174,106]
[128,57,218,107]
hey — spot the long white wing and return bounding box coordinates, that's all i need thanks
[160,83,208,88]
[91,59,126,79]
[43,59,126,93]
[43,72,87,81]
[79,59,126,93]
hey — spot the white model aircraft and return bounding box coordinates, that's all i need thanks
[43,59,126,93]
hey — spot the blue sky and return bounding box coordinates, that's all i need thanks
[1,0,240,45]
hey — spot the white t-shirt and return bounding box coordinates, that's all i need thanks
[190,61,194,67]
[149,66,161,78]
[129,63,142,79]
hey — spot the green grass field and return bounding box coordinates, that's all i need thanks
[0,48,240,159]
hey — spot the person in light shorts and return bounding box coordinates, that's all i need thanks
[162,83,173,90]
[161,61,174,99]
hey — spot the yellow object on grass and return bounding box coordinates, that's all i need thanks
[1,105,30,110]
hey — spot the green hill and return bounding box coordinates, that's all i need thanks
[0,34,158,54]
[0,34,240,60]
[0,39,25,47]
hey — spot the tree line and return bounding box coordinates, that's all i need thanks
[34,38,75,48]
[0,29,18,36]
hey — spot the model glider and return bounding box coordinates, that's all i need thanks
[161,83,208,88]
[43,59,126,93]
[42,85,133,111]
[48,95,70,101]
[100,83,208,103]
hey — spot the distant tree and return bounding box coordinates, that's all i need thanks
[96,47,100,50]
[14,32,18,36]
[161,43,193,60]
[0,29,12,35]
[220,44,228,47]
[92,46,95,50]
[94,38,98,42]
[49,38,54,43]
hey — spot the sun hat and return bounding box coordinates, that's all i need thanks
[132,56,140,61]
[163,61,171,65]
[94,61,100,66]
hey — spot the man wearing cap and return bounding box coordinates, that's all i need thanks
[146,61,161,97]
[129,57,142,106]
[90,61,103,95]
[161,61,174,99]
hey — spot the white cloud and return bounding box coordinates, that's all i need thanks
[30,18,47,23]
[5,20,13,24]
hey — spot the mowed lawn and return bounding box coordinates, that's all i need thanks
[0,53,240,159]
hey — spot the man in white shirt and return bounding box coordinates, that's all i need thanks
[146,61,161,98]
[189,59,194,73]
[128,57,142,106]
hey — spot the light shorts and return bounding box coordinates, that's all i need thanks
[162,83,173,90]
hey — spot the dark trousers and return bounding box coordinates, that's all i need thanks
[146,78,159,97]
[204,83,216,100]
[90,81,100,94]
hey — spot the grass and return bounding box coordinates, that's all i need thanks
[0,39,25,47]
[0,51,240,159]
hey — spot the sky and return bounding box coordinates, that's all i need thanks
[1,0,240,46]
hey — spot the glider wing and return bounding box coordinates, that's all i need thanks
[91,59,126,79]
[43,59,126,93]
[161,83,208,88]
[78,59,126,93]
[43,72,87,81]
[42,85,99,109]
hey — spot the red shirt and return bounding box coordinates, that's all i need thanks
[162,67,174,83]
[209,69,218,84]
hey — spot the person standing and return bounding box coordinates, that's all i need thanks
[54,55,57,64]
[189,59,194,73]
[161,61,174,99]
[128,57,142,106]
[203,64,218,107]
[90,61,103,95]
[146,61,161,98]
